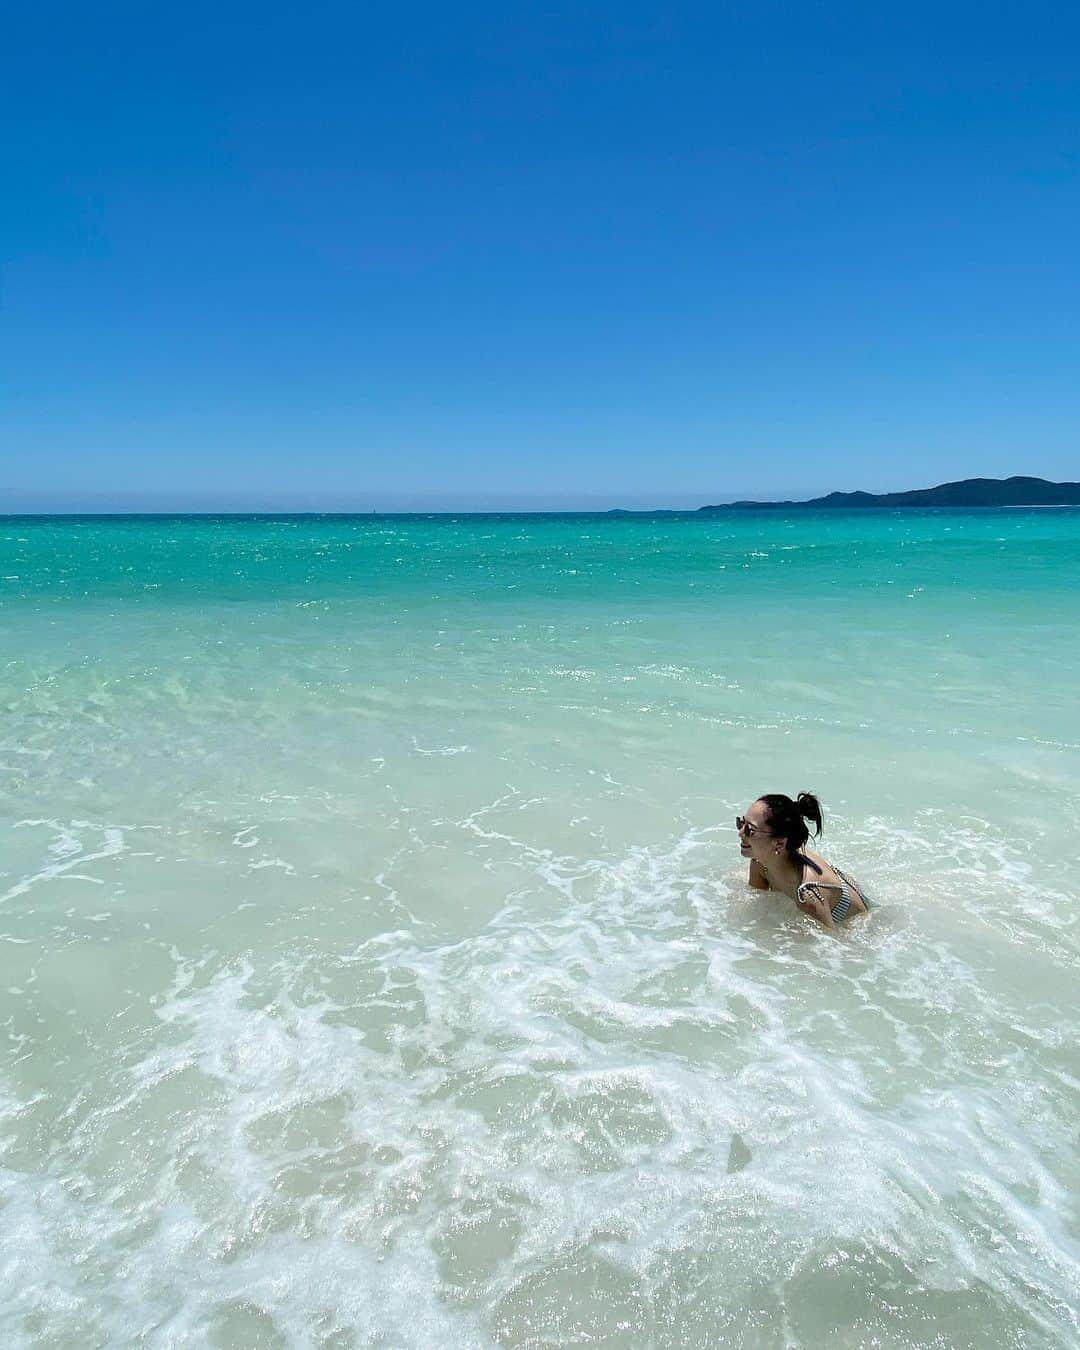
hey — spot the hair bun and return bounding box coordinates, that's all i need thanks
[794,791,824,836]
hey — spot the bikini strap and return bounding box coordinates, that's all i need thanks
[796,876,852,923]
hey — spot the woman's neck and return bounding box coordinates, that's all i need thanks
[763,850,803,896]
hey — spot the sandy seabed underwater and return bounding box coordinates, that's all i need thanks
[1,510,1078,1348]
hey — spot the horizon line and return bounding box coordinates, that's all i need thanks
[3,475,1074,518]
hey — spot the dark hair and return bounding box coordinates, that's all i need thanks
[758,792,824,862]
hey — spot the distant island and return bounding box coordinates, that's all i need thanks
[700,476,1080,510]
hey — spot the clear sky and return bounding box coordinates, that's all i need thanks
[4,1,1079,510]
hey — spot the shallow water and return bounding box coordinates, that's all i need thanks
[2,510,1078,1347]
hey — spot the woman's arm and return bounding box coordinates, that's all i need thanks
[795,880,840,929]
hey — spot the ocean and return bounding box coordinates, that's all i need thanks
[2,510,1078,1348]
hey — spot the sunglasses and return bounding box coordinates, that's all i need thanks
[735,816,771,838]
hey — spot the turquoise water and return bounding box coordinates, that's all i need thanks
[2,510,1078,1348]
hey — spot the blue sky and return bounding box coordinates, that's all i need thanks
[4,1,1079,510]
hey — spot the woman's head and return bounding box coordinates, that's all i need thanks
[736,792,824,862]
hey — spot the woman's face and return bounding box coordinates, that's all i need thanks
[736,799,778,863]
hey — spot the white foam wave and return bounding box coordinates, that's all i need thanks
[2,816,1077,1345]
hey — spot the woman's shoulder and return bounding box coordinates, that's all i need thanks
[798,850,839,886]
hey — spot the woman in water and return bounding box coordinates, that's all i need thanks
[737,791,870,928]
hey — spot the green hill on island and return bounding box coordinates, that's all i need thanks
[701,476,1080,510]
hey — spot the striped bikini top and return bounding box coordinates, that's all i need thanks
[796,866,867,923]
